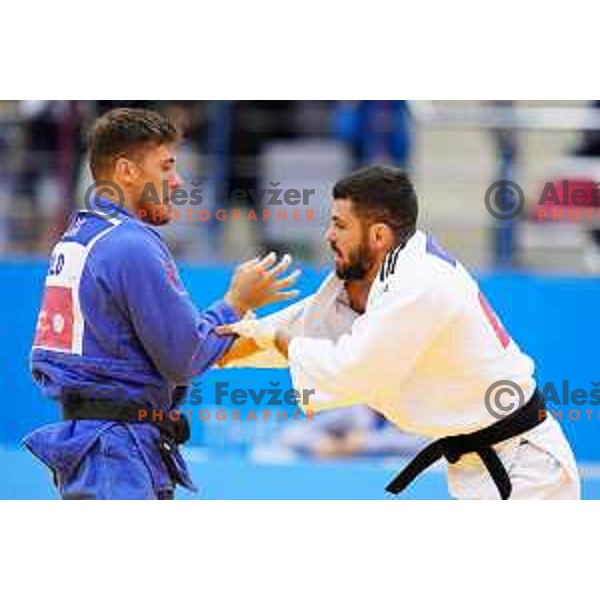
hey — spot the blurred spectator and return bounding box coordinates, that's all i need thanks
[253,406,426,461]
[10,101,83,251]
[227,101,297,251]
[333,101,412,168]
[572,101,600,262]
[529,101,600,271]
[573,101,600,157]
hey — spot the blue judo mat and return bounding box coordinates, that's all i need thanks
[2,445,599,500]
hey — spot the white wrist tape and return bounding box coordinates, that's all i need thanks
[228,319,276,350]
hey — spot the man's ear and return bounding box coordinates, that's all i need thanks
[371,223,395,250]
[114,158,137,184]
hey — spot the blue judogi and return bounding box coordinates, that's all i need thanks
[24,195,239,499]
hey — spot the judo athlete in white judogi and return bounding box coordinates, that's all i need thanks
[218,165,580,500]
[218,271,426,458]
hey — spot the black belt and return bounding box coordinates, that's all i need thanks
[61,395,191,445]
[385,389,546,500]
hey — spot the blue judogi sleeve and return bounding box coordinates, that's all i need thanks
[92,226,239,385]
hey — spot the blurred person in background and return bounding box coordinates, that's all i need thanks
[254,405,425,460]
[10,101,83,252]
[569,100,600,269]
[228,101,297,252]
[333,101,412,168]
[527,100,600,271]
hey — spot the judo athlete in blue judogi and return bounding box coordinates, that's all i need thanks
[23,108,299,499]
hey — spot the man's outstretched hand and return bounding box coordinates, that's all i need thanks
[215,320,290,359]
[224,252,300,316]
[215,319,276,350]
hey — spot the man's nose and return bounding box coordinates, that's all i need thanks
[168,172,183,190]
[325,226,335,243]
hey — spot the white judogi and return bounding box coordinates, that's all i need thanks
[226,231,580,499]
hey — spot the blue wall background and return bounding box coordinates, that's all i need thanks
[1,259,599,461]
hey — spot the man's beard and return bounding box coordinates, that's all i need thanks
[138,199,171,226]
[333,239,375,281]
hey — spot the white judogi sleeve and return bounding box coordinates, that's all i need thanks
[289,259,463,412]
[220,272,358,369]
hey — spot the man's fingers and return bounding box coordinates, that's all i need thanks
[258,251,278,269]
[274,268,302,290]
[266,253,292,278]
[272,289,300,301]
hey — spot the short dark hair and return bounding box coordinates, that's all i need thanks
[87,108,180,178]
[332,165,418,242]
